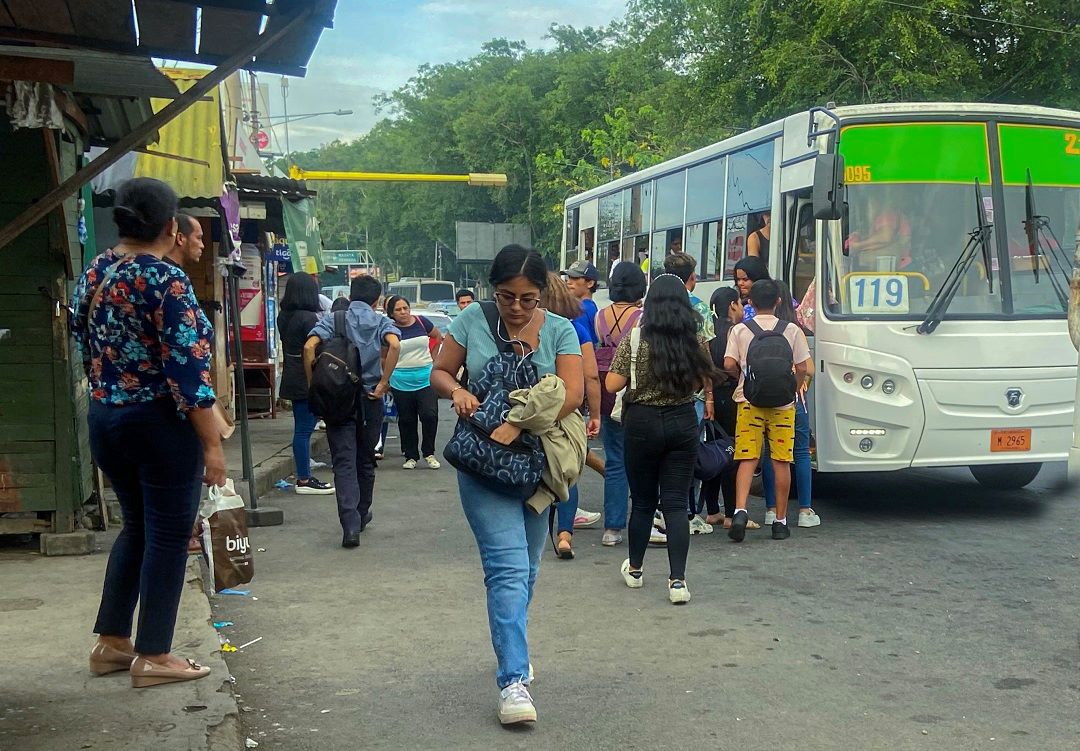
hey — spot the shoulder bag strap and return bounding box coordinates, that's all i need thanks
[480,300,511,354]
[744,318,764,338]
[86,258,126,323]
[333,309,348,338]
[773,319,790,334]
[595,308,612,344]
[629,326,642,391]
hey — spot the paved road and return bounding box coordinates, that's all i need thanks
[215,412,1079,750]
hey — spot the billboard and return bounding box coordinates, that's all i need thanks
[455,222,532,261]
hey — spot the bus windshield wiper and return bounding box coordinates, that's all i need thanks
[1023,168,1070,309]
[918,180,994,334]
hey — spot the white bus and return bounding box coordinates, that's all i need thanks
[562,103,1080,489]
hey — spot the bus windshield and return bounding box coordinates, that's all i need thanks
[823,121,1079,320]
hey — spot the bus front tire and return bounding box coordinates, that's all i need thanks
[969,462,1042,490]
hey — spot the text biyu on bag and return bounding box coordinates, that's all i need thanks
[200,479,255,593]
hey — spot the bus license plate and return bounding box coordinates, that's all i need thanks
[990,428,1031,452]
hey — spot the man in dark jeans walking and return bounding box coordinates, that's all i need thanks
[305,276,400,548]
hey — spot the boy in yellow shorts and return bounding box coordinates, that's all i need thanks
[724,279,811,541]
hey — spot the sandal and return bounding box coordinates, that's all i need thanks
[555,532,574,560]
[722,518,760,530]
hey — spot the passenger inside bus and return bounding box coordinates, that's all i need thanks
[746,211,771,266]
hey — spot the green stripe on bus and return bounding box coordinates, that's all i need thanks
[839,123,991,184]
[999,124,1080,187]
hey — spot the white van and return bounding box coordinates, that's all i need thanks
[386,278,456,308]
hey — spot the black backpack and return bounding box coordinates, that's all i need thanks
[743,318,797,408]
[308,310,362,424]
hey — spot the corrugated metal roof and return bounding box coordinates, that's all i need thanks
[0,45,177,98]
[236,173,315,199]
[0,0,337,77]
[132,69,224,199]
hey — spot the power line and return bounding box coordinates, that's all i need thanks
[879,0,1077,37]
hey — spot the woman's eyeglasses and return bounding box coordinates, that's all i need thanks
[493,291,540,309]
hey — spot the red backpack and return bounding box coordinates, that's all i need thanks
[595,306,642,417]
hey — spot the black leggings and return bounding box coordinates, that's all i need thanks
[624,401,699,580]
[699,387,738,517]
[391,386,439,460]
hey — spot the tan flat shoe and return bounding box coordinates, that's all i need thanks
[130,655,210,688]
[89,642,137,675]
[745,520,761,530]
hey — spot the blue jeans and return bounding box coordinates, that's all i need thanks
[601,416,628,530]
[556,485,580,534]
[89,399,204,654]
[458,471,548,689]
[292,399,317,480]
[763,399,812,510]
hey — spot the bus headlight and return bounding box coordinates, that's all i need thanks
[860,375,874,390]
[881,379,896,395]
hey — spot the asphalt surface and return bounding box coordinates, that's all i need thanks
[214,411,1080,750]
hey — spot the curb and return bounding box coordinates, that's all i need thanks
[183,556,245,751]
[249,433,329,498]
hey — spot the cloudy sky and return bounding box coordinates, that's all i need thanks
[261,0,628,154]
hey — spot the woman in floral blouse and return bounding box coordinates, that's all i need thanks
[71,178,224,688]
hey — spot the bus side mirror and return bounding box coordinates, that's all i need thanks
[813,153,845,220]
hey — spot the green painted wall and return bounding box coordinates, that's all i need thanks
[0,120,91,530]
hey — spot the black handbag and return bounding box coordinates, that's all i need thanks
[694,419,735,481]
[443,302,545,492]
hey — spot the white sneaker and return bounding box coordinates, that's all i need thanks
[424,455,441,469]
[402,459,417,470]
[688,516,714,535]
[573,509,600,528]
[668,579,691,604]
[315,420,326,431]
[620,558,643,588]
[498,681,536,725]
[764,510,777,525]
[649,526,667,545]
[653,510,666,531]
[798,509,822,527]
[601,530,623,547]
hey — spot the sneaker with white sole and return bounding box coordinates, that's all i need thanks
[649,526,667,545]
[573,509,601,528]
[798,509,821,527]
[602,530,623,546]
[402,459,417,470]
[424,455,441,469]
[653,510,666,531]
[498,681,536,725]
[688,516,714,535]
[764,510,776,525]
[668,579,691,604]
[295,478,334,495]
[620,558,643,588]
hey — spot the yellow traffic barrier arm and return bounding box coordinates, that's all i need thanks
[289,166,507,187]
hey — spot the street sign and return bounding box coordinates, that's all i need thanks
[250,130,270,149]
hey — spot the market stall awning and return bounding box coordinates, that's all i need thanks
[0,0,336,77]
[91,69,225,199]
[0,1,337,252]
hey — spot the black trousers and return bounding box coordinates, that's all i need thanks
[327,397,384,535]
[90,399,203,654]
[623,401,699,580]
[391,386,439,460]
[699,386,738,517]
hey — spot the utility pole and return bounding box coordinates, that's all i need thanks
[280,76,291,159]
[434,240,442,280]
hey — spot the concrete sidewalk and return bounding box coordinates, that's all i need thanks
[0,413,314,751]
[224,411,327,500]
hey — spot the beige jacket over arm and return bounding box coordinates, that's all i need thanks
[506,374,587,515]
